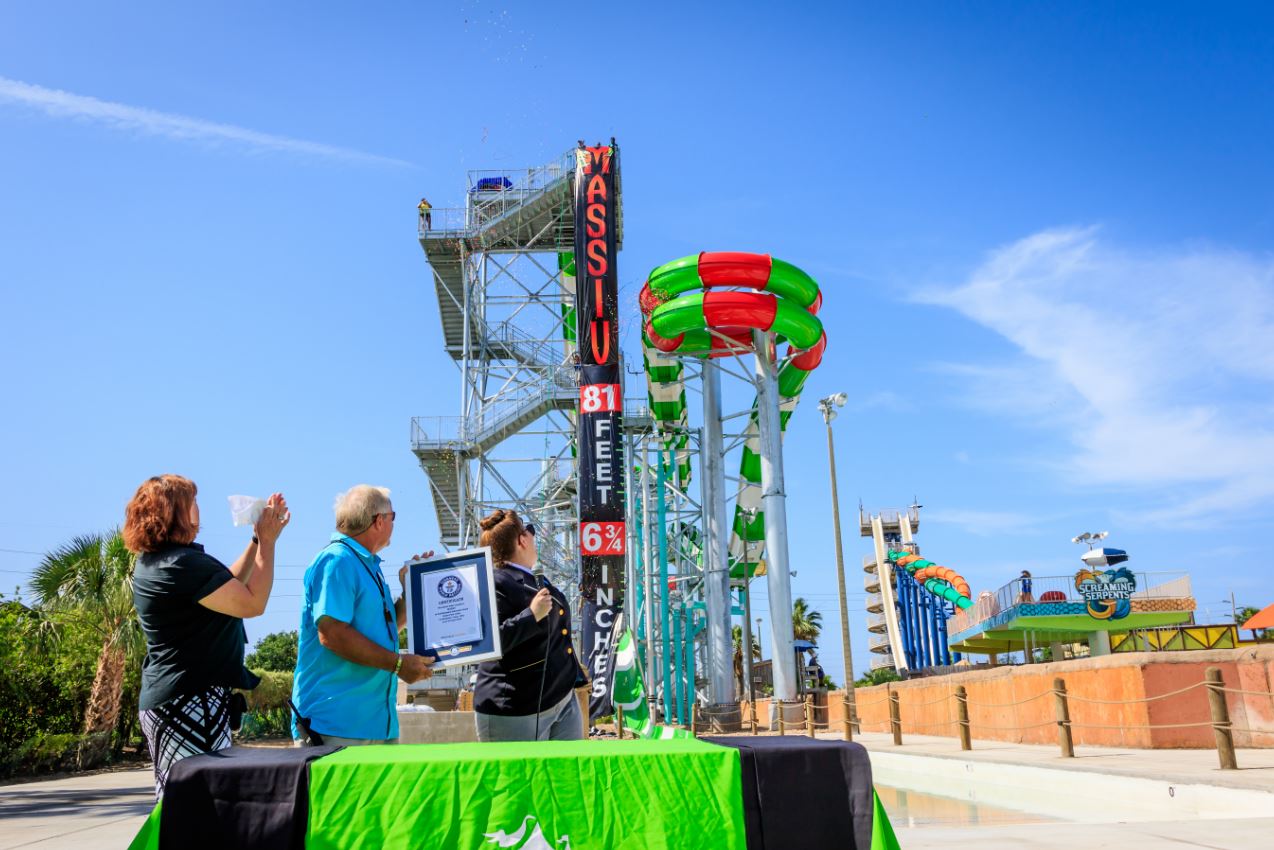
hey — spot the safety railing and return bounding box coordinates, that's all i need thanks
[859,507,920,531]
[948,571,1193,637]
[481,320,568,367]
[466,150,575,197]
[411,364,578,450]
[416,206,469,236]
[465,150,576,227]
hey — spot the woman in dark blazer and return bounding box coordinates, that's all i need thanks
[473,509,585,741]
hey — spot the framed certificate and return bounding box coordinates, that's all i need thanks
[403,547,502,668]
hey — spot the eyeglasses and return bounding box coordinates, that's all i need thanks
[524,523,536,537]
[380,511,397,522]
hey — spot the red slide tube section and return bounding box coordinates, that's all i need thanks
[697,251,772,288]
[701,291,778,332]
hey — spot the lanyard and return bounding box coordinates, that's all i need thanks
[335,540,397,646]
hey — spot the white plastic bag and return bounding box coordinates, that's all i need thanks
[228,495,268,527]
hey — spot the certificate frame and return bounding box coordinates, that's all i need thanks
[403,547,503,668]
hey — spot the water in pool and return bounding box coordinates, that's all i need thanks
[876,784,1060,828]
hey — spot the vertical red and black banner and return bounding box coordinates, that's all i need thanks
[574,142,624,719]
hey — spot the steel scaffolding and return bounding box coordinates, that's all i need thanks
[412,150,622,592]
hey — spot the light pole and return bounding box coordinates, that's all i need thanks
[739,507,758,713]
[1222,594,1238,627]
[818,392,857,736]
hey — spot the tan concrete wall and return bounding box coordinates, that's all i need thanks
[831,645,1274,749]
[397,710,479,744]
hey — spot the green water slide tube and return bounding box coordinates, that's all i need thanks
[638,252,826,579]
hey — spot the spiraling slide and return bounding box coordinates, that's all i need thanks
[887,549,974,610]
[639,252,826,578]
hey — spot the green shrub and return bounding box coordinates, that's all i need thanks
[238,707,293,740]
[0,598,92,754]
[234,669,294,740]
[1,732,81,778]
[243,670,293,712]
[245,631,298,672]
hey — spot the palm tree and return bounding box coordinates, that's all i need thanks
[732,625,761,695]
[792,597,823,643]
[30,531,141,769]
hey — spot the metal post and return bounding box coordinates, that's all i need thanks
[1053,678,1074,757]
[616,705,625,740]
[1206,667,1238,769]
[624,428,638,631]
[701,361,738,729]
[672,600,685,726]
[656,454,673,722]
[896,571,911,668]
[740,507,758,732]
[938,607,952,667]
[741,584,755,707]
[823,413,857,737]
[685,606,697,725]
[752,329,797,713]
[955,685,971,751]
[641,443,657,717]
[927,592,942,667]
[889,690,902,745]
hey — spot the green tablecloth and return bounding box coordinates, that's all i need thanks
[306,739,745,850]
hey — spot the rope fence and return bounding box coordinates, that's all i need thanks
[1062,681,1205,705]
[723,666,1273,769]
[962,690,1053,709]
[1215,685,1274,699]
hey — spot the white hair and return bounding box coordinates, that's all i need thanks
[333,485,392,535]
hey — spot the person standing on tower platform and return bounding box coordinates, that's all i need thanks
[418,197,432,231]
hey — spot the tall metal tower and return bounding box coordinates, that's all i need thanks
[412,151,622,591]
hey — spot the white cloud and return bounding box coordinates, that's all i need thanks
[0,76,412,167]
[918,227,1274,526]
[923,508,1044,536]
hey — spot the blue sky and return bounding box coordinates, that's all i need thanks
[2,1,1272,685]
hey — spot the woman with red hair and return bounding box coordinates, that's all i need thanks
[124,474,289,796]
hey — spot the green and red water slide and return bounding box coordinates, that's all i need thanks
[887,549,974,610]
[639,252,826,578]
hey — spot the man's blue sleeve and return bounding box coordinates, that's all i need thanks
[312,551,356,625]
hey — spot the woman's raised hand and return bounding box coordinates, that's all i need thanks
[255,493,290,544]
[529,587,552,622]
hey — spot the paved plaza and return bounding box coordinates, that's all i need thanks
[1,734,1272,848]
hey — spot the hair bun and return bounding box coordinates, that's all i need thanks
[479,509,507,531]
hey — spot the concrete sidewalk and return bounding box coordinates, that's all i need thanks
[3,735,1271,849]
[833,729,1274,791]
[0,768,154,849]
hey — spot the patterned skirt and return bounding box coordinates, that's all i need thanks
[139,686,232,797]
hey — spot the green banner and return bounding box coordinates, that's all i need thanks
[306,739,745,850]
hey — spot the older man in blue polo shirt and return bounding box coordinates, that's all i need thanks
[292,485,434,745]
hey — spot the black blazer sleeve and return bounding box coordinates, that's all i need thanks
[497,586,540,652]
